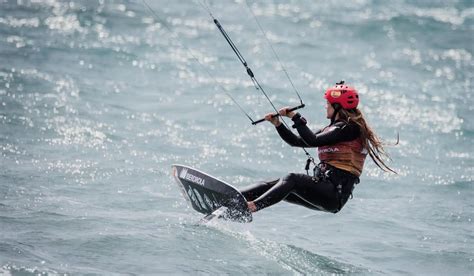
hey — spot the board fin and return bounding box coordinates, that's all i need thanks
[199,206,228,224]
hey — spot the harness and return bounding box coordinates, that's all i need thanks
[313,163,359,211]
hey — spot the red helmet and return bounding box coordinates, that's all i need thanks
[324,81,359,110]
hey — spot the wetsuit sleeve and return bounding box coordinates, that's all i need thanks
[275,123,310,147]
[291,113,360,146]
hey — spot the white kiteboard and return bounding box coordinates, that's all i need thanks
[172,164,252,223]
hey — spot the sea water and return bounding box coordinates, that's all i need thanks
[1,0,473,275]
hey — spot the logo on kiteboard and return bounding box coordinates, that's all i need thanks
[179,168,205,185]
[179,168,188,179]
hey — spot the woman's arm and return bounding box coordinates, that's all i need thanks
[264,112,312,147]
[275,124,312,147]
[291,113,360,147]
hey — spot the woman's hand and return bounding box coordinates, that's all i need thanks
[264,113,281,126]
[278,107,296,118]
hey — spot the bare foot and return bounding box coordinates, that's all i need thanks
[247,201,257,213]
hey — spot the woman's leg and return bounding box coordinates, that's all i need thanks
[240,179,280,201]
[283,193,325,211]
[252,173,340,212]
[241,178,326,210]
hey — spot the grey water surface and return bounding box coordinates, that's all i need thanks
[1,0,473,275]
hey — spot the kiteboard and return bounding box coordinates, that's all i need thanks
[172,164,252,223]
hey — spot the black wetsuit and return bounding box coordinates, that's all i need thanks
[240,114,361,213]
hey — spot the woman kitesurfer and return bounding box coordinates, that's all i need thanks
[241,82,395,213]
